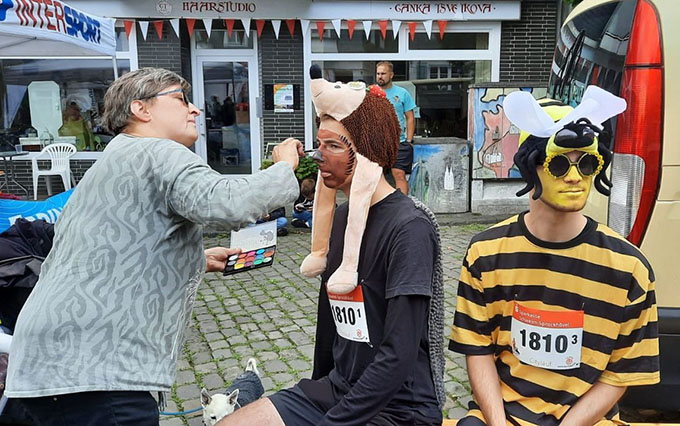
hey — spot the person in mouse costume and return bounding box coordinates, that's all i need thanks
[216,65,446,426]
[449,86,660,426]
[299,66,401,294]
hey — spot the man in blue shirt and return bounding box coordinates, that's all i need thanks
[376,61,416,194]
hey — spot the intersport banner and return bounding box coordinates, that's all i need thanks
[0,0,115,56]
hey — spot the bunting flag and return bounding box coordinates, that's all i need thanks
[438,20,447,39]
[225,19,235,38]
[241,18,251,37]
[347,19,356,40]
[391,20,401,39]
[272,19,281,39]
[185,18,196,37]
[138,21,149,40]
[407,21,416,41]
[286,19,296,37]
[170,18,180,38]
[423,20,433,39]
[378,20,387,39]
[123,20,134,39]
[331,19,341,38]
[256,19,265,38]
[300,19,310,37]
[203,18,212,38]
[362,20,372,40]
[315,21,326,41]
[153,20,164,40]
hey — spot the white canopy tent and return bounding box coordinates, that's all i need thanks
[0,0,117,74]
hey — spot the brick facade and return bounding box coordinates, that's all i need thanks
[1,158,94,199]
[137,22,183,74]
[500,0,558,84]
[258,21,305,156]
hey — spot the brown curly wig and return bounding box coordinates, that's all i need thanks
[340,93,401,169]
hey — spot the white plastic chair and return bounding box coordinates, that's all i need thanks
[31,143,76,200]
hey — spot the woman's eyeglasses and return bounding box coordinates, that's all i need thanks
[544,152,602,179]
[141,88,190,106]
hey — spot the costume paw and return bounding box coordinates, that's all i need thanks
[326,270,359,295]
[300,254,327,277]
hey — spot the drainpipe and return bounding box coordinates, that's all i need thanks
[556,0,563,39]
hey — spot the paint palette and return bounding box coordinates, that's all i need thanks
[223,245,276,276]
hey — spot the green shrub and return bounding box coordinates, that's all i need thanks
[260,156,318,182]
[295,156,319,182]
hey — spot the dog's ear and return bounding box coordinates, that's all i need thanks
[227,388,240,406]
[201,388,212,407]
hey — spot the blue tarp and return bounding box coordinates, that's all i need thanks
[0,189,74,234]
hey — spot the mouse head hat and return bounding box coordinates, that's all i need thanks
[503,86,627,199]
[300,65,400,294]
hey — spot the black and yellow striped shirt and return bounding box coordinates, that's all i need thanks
[449,213,659,425]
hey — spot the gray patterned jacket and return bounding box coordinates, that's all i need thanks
[6,134,299,397]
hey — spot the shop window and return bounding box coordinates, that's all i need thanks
[115,26,130,52]
[311,29,398,53]
[195,29,254,49]
[409,32,489,50]
[313,59,490,139]
[0,59,130,153]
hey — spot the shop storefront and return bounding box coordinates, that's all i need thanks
[1,23,136,157]
[2,0,558,204]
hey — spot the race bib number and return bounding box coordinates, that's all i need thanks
[510,302,583,370]
[327,285,370,344]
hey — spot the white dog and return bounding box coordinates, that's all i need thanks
[201,358,264,425]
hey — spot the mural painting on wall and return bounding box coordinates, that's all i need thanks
[409,142,469,214]
[469,86,547,179]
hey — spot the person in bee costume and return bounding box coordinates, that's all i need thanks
[449,86,660,426]
[217,65,445,426]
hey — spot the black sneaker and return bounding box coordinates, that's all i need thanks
[277,228,289,237]
[291,218,306,228]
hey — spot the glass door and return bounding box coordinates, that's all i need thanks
[194,57,260,175]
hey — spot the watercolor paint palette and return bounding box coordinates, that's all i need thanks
[223,245,276,276]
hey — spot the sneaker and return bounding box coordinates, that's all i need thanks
[291,218,306,228]
[277,228,289,237]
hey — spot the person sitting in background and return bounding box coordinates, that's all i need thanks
[257,206,288,237]
[59,101,98,151]
[449,88,659,426]
[292,178,315,229]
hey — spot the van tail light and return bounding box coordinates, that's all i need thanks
[607,0,663,246]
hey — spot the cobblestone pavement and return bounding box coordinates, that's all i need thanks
[160,223,490,426]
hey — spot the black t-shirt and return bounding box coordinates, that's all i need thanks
[308,190,441,424]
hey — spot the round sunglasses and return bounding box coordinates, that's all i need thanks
[543,152,603,179]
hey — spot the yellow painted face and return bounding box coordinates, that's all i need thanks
[536,150,593,212]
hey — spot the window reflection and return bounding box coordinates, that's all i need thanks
[311,29,398,53]
[202,61,252,174]
[0,59,130,152]
[312,60,491,139]
[409,32,489,50]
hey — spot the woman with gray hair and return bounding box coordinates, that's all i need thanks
[5,68,303,426]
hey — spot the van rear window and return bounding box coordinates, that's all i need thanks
[549,1,635,106]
